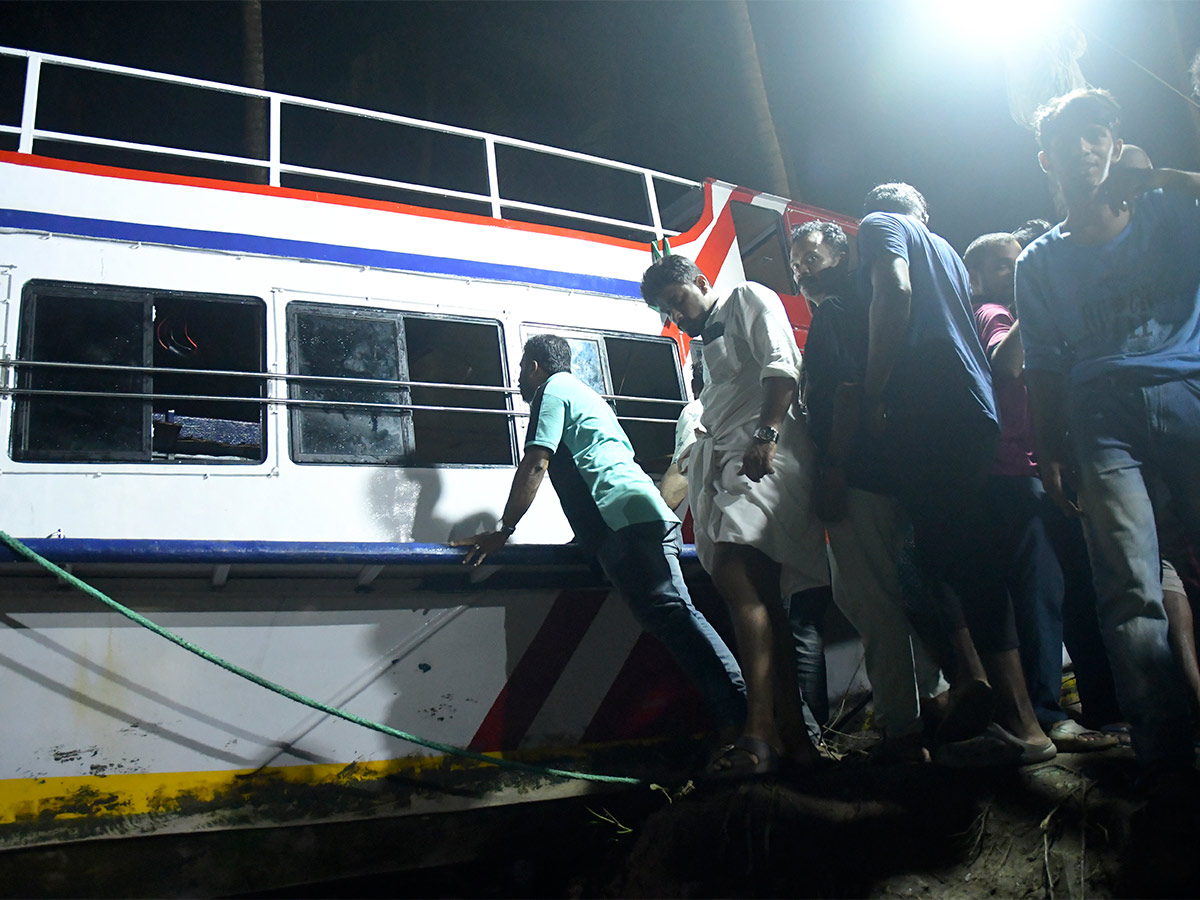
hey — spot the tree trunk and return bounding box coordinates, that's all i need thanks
[242,0,268,184]
[727,0,793,198]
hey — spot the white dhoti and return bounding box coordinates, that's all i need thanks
[681,281,830,599]
[683,415,829,599]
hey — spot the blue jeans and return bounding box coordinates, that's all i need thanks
[1043,501,1123,727]
[596,521,746,732]
[987,475,1067,729]
[1071,376,1200,765]
[787,585,831,737]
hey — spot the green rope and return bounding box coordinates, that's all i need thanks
[0,531,643,786]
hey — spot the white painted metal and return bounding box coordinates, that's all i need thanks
[278,160,496,206]
[643,170,665,242]
[17,52,40,155]
[484,137,502,219]
[268,94,281,187]
[0,44,699,239]
[33,128,270,168]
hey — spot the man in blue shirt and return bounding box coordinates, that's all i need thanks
[858,183,1054,764]
[1018,88,1200,771]
[455,334,746,744]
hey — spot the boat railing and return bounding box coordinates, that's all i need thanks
[0,359,686,425]
[0,46,701,242]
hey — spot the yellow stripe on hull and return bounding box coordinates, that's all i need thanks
[0,752,492,827]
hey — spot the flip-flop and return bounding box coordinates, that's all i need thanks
[1047,718,1119,752]
[1100,722,1133,747]
[704,735,780,780]
[934,723,1057,768]
[935,679,995,744]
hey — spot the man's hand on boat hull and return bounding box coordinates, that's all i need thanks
[452,532,510,566]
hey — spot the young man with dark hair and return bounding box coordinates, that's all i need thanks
[640,256,829,776]
[857,182,1054,764]
[1018,87,1200,773]
[455,333,746,746]
[791,219,944,762]
[1013,219,1052,249]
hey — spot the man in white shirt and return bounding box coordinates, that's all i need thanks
[641,255,828,777]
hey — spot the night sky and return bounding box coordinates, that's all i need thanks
[4,1,1200,251]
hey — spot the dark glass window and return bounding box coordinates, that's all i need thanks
[287,303,514,466]
[405,317,513,465]
[604,336,685,465]
[731,201,793,296]
[288,307,412,464]
[12,280,266,463]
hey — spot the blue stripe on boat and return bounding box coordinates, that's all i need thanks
[2,538,699,565]
[0,208,643,298]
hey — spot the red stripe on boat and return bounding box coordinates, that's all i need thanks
[694,202,738,284]
[468,589,609,751]
[581,632,707,744]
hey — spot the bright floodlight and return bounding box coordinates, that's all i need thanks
[930,0,1081,49]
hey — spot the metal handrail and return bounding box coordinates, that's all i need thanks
[2,387,521,416]
[0,387,681,426]
[2,359,689,407]
[0,45,700,241]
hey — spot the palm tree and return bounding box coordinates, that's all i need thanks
[727,0,794,199]
[242,0,267,184]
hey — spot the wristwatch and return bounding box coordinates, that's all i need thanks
[498,521,517,536]
[752,425,780,444]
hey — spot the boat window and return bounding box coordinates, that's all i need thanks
[559,337,605,395]
[287,303,514,466]
[731,201,794,297]
[404,316,513,465]
[604,336,685,467]
[523,328,684,469]
[11,280,267,463]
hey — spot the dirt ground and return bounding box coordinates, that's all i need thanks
[582,730,1200,900]
[229,712,1200,899]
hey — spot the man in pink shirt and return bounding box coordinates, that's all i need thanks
[965,232,1115,753]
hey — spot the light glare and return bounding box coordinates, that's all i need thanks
[929,0,1080,50]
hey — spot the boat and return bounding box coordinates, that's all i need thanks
[0,45,864,893]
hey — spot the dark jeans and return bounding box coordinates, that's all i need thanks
[788,585,831,734]
[889,410,1016,655]
[596,521,747,731]
[987,475,1067,728]
[1043,500,1123,727]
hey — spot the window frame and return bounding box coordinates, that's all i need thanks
[11,279,267,465]
[285,301,516,467]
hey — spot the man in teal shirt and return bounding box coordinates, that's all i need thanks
[457,334,746,739]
